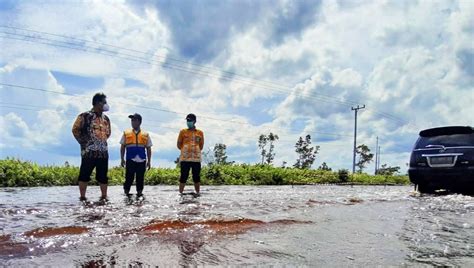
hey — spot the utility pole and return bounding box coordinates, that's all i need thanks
[375,136,379,175]
[378,145,381,171]
[352,105,365,173]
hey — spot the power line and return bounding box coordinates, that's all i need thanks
[0,27,412,121]
[0,30,365,109]
[0,25,369,107]
[1,32,369,121]
[0,26,415,128]
[0,82,354,138]
[0,29,412,128]
[0,103,351,146]
[0,31,296,95]
[0,25,295,91]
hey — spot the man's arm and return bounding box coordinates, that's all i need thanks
[106,116,111,139]
[72,115,84,145]
[177,130,183,150]
[120,144,126,167]
[120,133,126,167]
[146,135,152,169]
[120,144,125,167]
[146,147,152,170]
[199,131,204,150]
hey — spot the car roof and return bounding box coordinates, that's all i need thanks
[419,126,474,137]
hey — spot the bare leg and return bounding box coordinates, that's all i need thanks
[179,183,185,194]
[79,181,87,199]
[100,183,108,199]
[194,182,200,194]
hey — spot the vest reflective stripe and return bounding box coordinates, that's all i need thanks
[124,129,148,160]
[125,144,146,148]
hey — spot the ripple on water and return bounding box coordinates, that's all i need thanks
[1,185,472,266]
[402,194,474,266]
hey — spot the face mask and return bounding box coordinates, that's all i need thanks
[187,121,195,128]
[103,103,110,112]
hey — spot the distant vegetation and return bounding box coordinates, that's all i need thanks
[0,158,409,187]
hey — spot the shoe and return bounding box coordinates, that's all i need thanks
[79,196,87,202]
[136,193,144,200]
[99,196,109,202]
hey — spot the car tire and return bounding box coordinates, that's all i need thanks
[417,183,434,194]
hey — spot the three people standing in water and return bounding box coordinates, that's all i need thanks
[72,93,204,201]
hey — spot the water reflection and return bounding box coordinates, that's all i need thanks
[78,253,118,268]
[178,237,206,266]
[402,194,474,266]
[1,186,473,266]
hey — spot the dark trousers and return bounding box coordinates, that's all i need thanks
[180,161,201,183]
[124,160,146,195]
[78,157,108,184]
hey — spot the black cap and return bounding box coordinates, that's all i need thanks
[186,113,196,121]
[128,113,142,122]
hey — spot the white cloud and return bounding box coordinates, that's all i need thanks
[1,0,171,79]
[1,0,473,173]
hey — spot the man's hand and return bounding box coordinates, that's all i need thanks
[147,161,151,170]
[121,159,125,168]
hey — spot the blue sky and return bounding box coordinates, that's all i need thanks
[0,0,473,173]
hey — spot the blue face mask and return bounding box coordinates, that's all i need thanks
[187,121,195,128]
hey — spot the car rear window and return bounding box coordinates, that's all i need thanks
[416,133,474,149]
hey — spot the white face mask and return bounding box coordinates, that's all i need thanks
[103,103,110,112]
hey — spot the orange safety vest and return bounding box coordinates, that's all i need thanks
[124,129,149,160]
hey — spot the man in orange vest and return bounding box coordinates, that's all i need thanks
[177,113,204,195]
[120,113,152,198]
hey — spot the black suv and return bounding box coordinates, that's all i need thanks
[409,126,474,194]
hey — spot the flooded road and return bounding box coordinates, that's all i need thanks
[0,186,473,266]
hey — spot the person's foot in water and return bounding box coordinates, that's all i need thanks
[99,196,109,203]
[124,191,133,198]
[136,193,144,200]
[79,196,88,202]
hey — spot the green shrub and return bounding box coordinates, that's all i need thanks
[338,169,349,183]
[0,158,410,187]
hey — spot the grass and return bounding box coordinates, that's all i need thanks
[0,158,410,187]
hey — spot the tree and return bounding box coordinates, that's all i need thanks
[294,135,319,169]
[376,164,400,176]
[214,143,230,165]
[356,144,374,173]
[201,148,214,166]
[265,132,279,165]
[258,133,279,165]
[258,134,268,165]
[318,162,332,171]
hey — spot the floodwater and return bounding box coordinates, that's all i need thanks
[0,185,473,266]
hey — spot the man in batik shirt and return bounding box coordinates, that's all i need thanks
[72,92,111,202]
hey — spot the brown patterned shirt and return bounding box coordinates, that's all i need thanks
[72,110,111,159]
[177,128,204,162]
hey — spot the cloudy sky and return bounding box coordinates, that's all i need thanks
[0,0,473,173]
